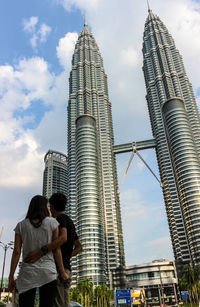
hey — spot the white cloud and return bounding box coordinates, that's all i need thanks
[23,16,38,33]
[33,71,68,153]
[0,134,43,187]
[56,32,78,70]
[0,57,55,187]
[39,23,52,42]
[30,34,38,48]
[120,47,139,67]
[155,0,200,90]
[15,57,54,101]
[58,0,99,12]
[0,58,53,116]
[0,30,74,187]
[23,17,52,48]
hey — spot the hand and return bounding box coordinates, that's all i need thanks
[24,249,43,263]
[60,271,70,282]
[8,276,16,292]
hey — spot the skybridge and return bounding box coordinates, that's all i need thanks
[113,138,162,188]
[113,138,156,154]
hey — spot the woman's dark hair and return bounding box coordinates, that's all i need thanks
[26,195,49,227]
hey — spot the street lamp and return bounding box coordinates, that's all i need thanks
[0,241,14,300]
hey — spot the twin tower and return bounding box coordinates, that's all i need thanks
[43,10,200,287]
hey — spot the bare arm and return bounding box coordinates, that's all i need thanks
[24,227,67,263]
[71,239,82,257]
[8,233,22,292]
[52,228,69,281]
[48,227,67,251]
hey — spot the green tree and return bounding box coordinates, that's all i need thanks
[70,279,114,307]
[73,278,94,307]
[94,285,102,307]
[179,264,200,303]
[94,283,113,307]
[77,279,84,306]
[70,285,79,302]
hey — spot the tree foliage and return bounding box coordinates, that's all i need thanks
[70,278,114,307]
[179,264,200,303]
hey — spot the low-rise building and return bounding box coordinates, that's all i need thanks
[126,259,179,306]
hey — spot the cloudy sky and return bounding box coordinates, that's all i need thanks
[1,0,200,277]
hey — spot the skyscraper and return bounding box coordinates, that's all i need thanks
[43,149,68,199]
[143,9,200,265]
[67,22,125,285]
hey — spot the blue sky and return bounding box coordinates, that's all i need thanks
[0,0,200,277]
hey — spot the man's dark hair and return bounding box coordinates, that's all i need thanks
[49,192,66,211]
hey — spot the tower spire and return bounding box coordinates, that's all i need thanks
[84,14,88,27]
[147,0,151,12]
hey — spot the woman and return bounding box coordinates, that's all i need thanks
[8,195,68,307]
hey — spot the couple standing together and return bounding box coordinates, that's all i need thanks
[8,193,82,307]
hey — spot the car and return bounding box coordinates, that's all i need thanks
[70,302,83,307]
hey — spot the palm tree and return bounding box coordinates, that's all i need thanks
[179,264,200,303]
[107,288,114,306]
[70,285,80,303]
[82,278,93,307]
[94,285,102,307]
[94,283,113,307]
[101,283,109,307]
[86,279,93,307]
[75,278,94,307]
[77,279,85,306]
[70,279,114,307]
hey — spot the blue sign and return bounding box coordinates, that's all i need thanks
[116,289,131,305]
[181,291,189,299]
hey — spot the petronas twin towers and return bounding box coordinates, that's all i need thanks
[44,8,200,286]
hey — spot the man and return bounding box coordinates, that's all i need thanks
[25,193,82,307]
